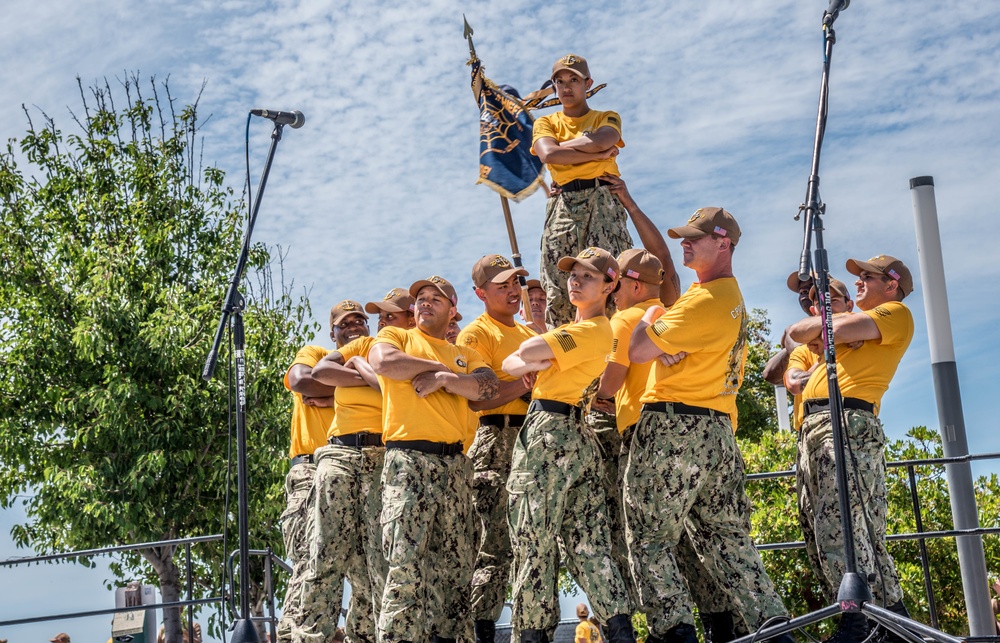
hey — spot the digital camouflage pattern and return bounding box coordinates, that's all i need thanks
[507,410,632,630]
[587,409,637,609]
[378,448,475,642]
[277,462,315,643]
[540,187,632,328]
[797,409,903,605]
[623,409,788,636]
[294,444,385,643]
[468,418,521,622]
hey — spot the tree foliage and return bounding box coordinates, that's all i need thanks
[0,75,315,641]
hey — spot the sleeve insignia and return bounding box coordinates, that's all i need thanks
[554,331,577,352]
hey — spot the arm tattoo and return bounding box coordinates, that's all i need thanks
[472,367,499,401]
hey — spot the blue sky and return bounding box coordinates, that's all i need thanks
[2,1,999,640]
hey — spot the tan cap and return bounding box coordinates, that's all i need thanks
[409,275,458,305]
[667,207,741,246]
[846,255,913,298]
[472,254,528,288]
[526,279,543,290]
[786,271,814,292]
[808,278,850,301]
[50,634,71,643]
[453,311,464,322]
[552,54,590,81]
[557,246,620,281]
[618,248,663,285]
[575,603,589,618]
[329,300,367,327]
[365,288,415,314]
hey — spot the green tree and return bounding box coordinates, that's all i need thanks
[0,75,314,642]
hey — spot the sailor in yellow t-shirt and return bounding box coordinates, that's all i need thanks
[501,247,633,643]
[368,276,498,643]
[456,254,535,638]
[788,256,915,636]
[784,278,854,430]
[626,208,792,643]
[531,54,632,328]
[293,294,417,643]
[277,300,367,642]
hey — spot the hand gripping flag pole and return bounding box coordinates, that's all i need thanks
[464,16,544,324]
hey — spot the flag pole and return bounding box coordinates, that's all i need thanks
[465,15,536,324]
[499,194,533,324]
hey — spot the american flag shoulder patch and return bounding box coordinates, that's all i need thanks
[554,331,577,352]
[652,319,669,336]
[611,337,619,353]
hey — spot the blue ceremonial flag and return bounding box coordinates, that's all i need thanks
[470,55,545,202]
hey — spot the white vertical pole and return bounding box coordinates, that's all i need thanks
[774,385,791,432]
[910,175,992,635]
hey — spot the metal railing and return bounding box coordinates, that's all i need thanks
[2,450,998,637]
[0,533,291,642]
[747,449,1000,631]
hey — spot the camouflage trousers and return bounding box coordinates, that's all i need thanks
[468,418,521,622]
[797,409,903,605]
[507,410,632,630]
[294,444,385,643]
[588,410,639,612]
[378,448,475,642]
[623,408,788,636]
[603,421,744,630]
[540,187,633,328]
[277,461,316,643]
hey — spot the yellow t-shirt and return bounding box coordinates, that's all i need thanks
[609,298,659,432]
[284,345,336,458]
[786,344,819,431]
[457,313,537,416]
[374,326,488,444]
[531,109,624,185]
[328,336,382,437]
[575,621,601,643]
[533,316,613,406]
[640,279,747,424]
[801,301,913,414]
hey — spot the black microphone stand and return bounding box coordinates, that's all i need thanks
[203,118,288,643]
[728,10,963,643]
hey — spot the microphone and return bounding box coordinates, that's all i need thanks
[823,0,850,27]
[249,109,305,129]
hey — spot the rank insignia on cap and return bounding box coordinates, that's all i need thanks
[384,289,401,300]
[341,301,358,310]
[490,256,512,268]
[713,226,728,236]
[689,211,705,222]
[580,247,599,258]
[562,55,579,65]
[430,275,446,284]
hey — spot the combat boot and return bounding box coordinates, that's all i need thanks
[474,620,496,643]
[825,612,869,643]
[606,614,636,643]
[647,623,698,643]
[699,612,736,643]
